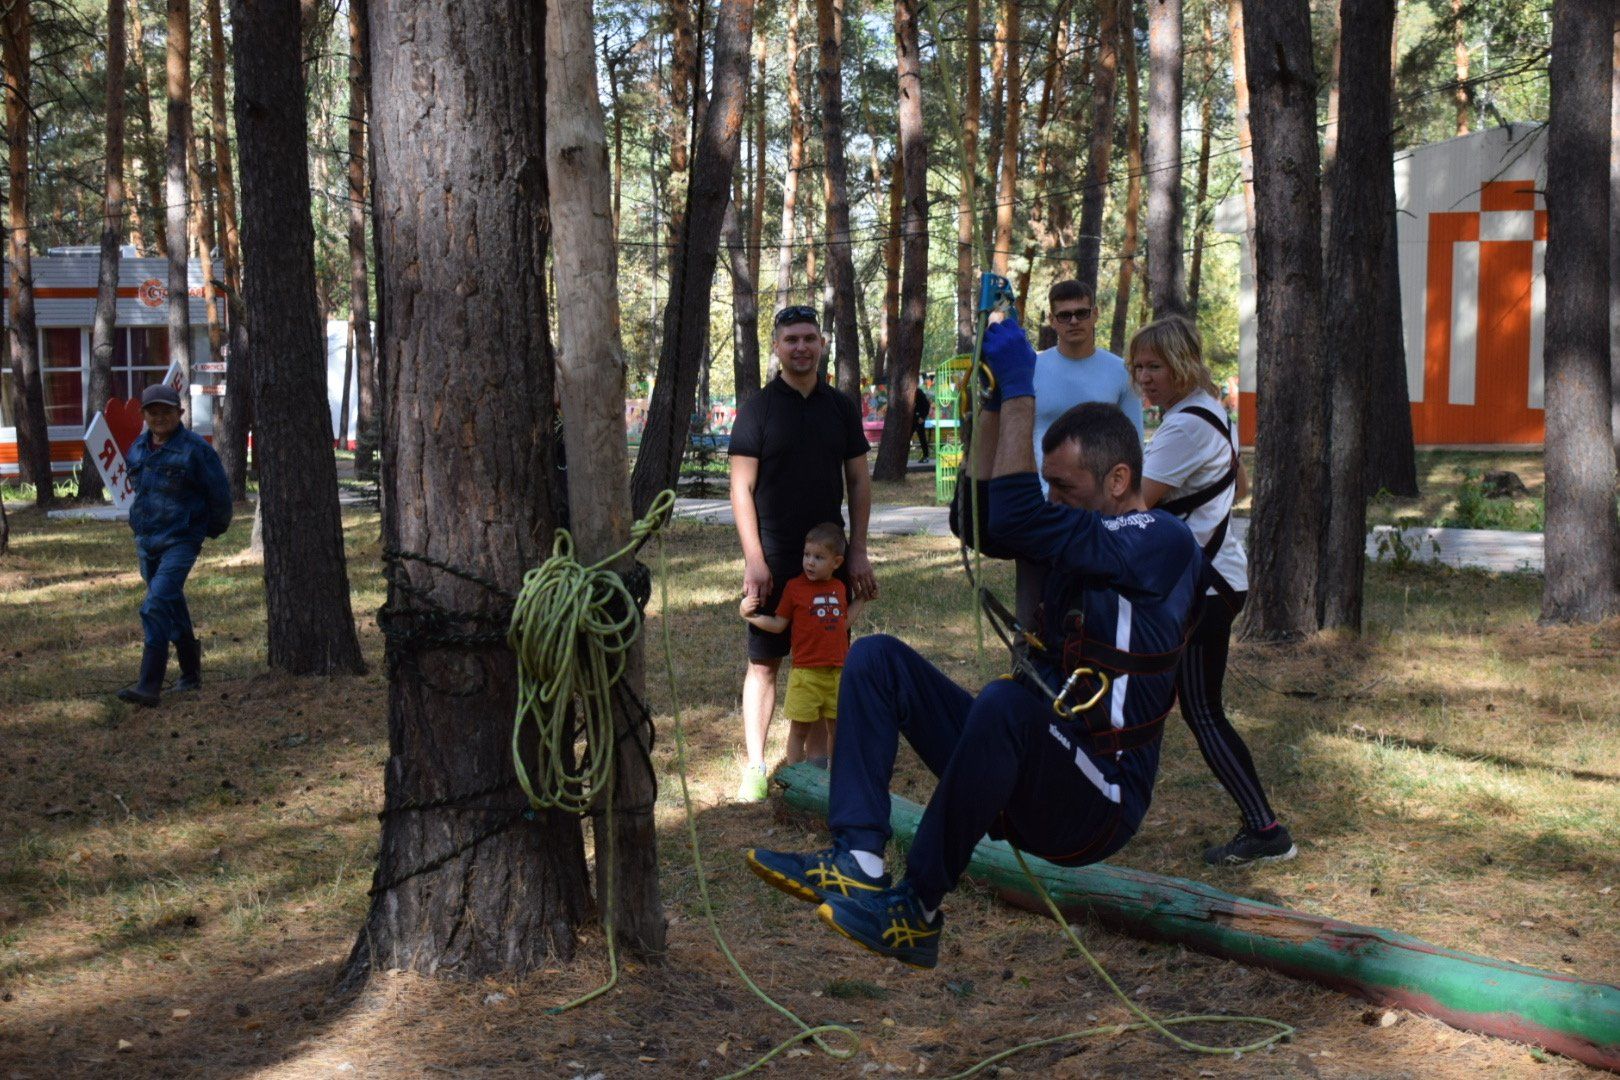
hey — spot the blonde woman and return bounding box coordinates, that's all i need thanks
[1130,317,1296,866]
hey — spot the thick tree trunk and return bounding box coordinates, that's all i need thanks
[129,0,166,256]
[630,0,756,516]
[1240,0,1327,641]
[1612,15,1619,470]
[547,0,666,957]
[83,0,128,506]
[723,193,761,401]
[3,0,53,508]
[1108,30,1142,355]
[1541,0,1620,623]
[1145,0,1187,318]
[816,0,860,398]
[774,0,806,312]
[1075,0,1119,288]
[1186,3,1214,312]
[214,280,251,499]
[880,150,901,385]
[230,0,365,674]
[991,0,1020,279]
[165,0,193,381]
[1363,57,1417,498]
[955,0,980,352]
[347,0,378,478]
[872,0,926,482]
[1318,0,1395,632]
[205,0,238,289]
[344,0,593,989]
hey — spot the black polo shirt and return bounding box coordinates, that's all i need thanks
[728,374,869,555]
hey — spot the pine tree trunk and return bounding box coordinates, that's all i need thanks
[205,0,238,288]
[188,127,221,359]
[630,0,757,516]
[165,0,193,381]
[214,280,251,499]
[775,0,806,313]
[3,0,53,509]
[206,0,248,500]
[1145,0,1187,318]
[955,0,980,352]
[665,0,698,249]
[1108,27,1142,355]
[1318,0,1395,632]
[1611,14,1619,469]
[1186,3,1214,312]
[347,0,378,479]
[129,0,166,256]
[343,0,592,989]
[83,0,128,506]
[546,0,666,957]
[1240,0,1327,641]
[1227,0,1256,255]
[1075,0,1119,288]
[816,0,859,398]
[881,149,901,385]
[872,0,926,482]
[748,33,766,294]
[1451,0,1469,136]
[1541,0,1620,623]
[723,191,761,401]
[229,0,365,675]
[991,0,1019,278]
[1016,11,1066,319]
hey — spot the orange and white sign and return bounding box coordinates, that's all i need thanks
[138,278,166,307]
[84,411,136,509]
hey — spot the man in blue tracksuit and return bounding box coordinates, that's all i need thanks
[117,383,233,707]
[745,317,1201,969]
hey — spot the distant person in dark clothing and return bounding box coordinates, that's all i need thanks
[116,384,233,707]
[912,386,932,462]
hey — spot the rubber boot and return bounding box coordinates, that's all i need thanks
[116,643,169,708]
[174,635,202,692]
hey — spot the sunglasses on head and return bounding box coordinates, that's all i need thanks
[774,305,819,328]
[1052,307,1093,323]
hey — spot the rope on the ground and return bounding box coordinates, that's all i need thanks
[508,488,676,1015]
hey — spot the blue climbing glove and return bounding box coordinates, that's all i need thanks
[982,317,1037,405]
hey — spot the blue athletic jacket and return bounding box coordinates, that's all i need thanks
[127,426,234,551]
[986,472,1201,817]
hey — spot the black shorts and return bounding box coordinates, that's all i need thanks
[745,549,851,662]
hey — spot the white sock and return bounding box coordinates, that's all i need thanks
[850,849,885,878]
[920,903,938,922]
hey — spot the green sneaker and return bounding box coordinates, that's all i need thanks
[817,881,943,969]
[745,843,891,904]
[735,764,769,803]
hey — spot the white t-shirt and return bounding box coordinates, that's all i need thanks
[1142,390,1247,594]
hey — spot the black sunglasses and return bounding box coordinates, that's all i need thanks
[1052,308,1093,323]
[774,305,820,328]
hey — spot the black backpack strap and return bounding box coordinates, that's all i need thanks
[1156,407,1239,518]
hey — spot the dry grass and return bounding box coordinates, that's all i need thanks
[1,506,1615,1078]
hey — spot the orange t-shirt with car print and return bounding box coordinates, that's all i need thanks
[776,576,851,668]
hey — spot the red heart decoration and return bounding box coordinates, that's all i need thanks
[102,397,145,455]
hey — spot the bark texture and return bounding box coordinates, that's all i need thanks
[1240,0,1326,640]
[3,0,52,506]
[955,0,981,351]
[347,0,377,472]
[1108,27,1142,355]
[546,0,665,955]
[775,0,806,311]
[1541,0,1620,623]
[872,0,927,482]
[991,0,1020,278]
[165,0,193,380]
[722,196,761,401]
[83,0,128,505]
[345,0,591,987]
[1075,0,1119,288]
[629,0,755,516]
[1145,0,1187,318]
[230,0,365,674]
[1318,0,1395,631]
[815,0,859,398]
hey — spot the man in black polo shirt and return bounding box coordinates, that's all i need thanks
[728,305,877,800]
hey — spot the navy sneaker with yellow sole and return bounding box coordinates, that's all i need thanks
[816,881,943,970]
[745,844,890,905]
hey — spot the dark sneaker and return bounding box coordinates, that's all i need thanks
[817,881,943,969]
[1203,825,1297,866]
[745,844,891,905]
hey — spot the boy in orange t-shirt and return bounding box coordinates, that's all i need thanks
[740,522,864,765]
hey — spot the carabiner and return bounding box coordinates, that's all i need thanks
[1051,666,1110,718]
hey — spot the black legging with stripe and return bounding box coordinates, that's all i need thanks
[1177,591,1277,833]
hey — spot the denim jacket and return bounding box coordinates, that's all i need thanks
[127,426,234,550]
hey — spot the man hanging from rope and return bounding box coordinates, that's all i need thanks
[745,316,1202,969]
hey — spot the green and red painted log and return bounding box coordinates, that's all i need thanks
[773,762,1620,1072]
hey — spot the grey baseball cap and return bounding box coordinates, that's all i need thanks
[140,384,182,409]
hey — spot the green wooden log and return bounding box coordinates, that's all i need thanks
[774,762,1620,1072]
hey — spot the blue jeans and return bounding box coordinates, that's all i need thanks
[828,635,1137,910]
[138,542,200,647]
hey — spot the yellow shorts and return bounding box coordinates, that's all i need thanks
[783,666,841,723]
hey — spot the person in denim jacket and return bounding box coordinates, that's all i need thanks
[117,383,233,707]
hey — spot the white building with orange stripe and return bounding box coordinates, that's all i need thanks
[1219,123,1553,448]
[1,248,222,477]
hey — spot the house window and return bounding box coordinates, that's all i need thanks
[114,327,169,399]
[40,328,85,427]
